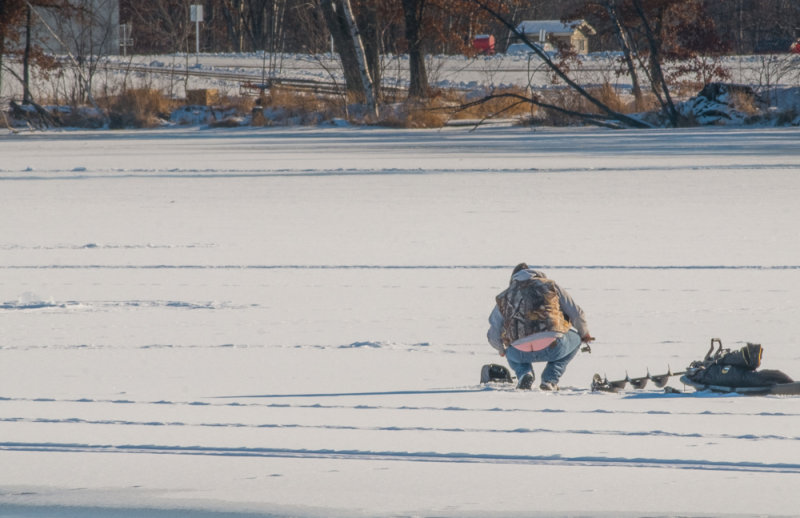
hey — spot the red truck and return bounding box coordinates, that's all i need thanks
[472,35,495,55]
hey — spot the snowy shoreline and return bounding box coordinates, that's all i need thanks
[4,51,800,130]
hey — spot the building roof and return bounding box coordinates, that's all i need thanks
[515,20,596,37]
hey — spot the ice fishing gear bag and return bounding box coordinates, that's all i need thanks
[480,363,513,384]
[685,341,793,389]
[495,275,570,347]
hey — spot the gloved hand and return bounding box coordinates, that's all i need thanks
[581,334,594,353]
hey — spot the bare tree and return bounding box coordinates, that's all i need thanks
[46,0,120,104]
[320,0,361,97]
[401,0,427,98]
[340,0,377,117]
[22,4,34,103]
[354,1,379,96]
[0,0,43,105]
[470,0,650,128]
[320,0,378,103]
[4,0,96,126]
[602,0,644,107]
[629,0,678,125]
[123,0,193,55]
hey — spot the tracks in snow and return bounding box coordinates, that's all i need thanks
[4,264,800,271]
[3,392,800,476]
[3,441,800,474]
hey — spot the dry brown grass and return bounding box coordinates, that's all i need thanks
[728,89,761,116]
[81,81,706,130]
[104,88,174,129]
[219,93,256,114]
[454,87,538,121]
[55,107,106,129]
[379,94,454,128]
[532,89,588,125]
[670,81,705,100]
[379,87,539,128]
[525,83,661,126]
[246,83,650,128]
[593,82,627,114]
[626,91,661,114]
[379,105,447,128]
[253,87,344,126]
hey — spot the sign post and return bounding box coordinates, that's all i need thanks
[119,23,133,57]
[190,5,203,64]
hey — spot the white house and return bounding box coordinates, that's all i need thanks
[514,20,596,54]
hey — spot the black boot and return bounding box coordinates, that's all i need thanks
[517,372,535,390]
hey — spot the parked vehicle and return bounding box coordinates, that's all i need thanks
[472,35,495,55]
[505,42,548,54]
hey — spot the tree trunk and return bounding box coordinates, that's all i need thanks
[320,0,366,101]
[222,0,244,52]
[23,5,32,104]
[604,0,642,109]
[631,0,679,126]
[0,26,5,102]
[357,2,380,101]
[402,0,428,99]
[338,0,377,119]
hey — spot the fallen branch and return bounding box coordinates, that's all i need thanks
[9,99,59,128]
[456,92,631,129]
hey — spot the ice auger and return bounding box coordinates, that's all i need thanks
[591,366,684,393]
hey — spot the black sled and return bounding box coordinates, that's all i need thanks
[681,339,797,395]
[679,375,800,395]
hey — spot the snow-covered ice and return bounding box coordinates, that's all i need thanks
[1,125,800,517]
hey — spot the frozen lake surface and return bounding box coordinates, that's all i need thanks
[1,125,800,517]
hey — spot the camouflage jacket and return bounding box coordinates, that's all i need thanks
[487,269,590,354]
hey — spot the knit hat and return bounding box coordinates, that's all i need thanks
[512,262,529,275]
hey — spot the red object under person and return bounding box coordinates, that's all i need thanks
[791,39,800,54]
[473,35,496,55]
